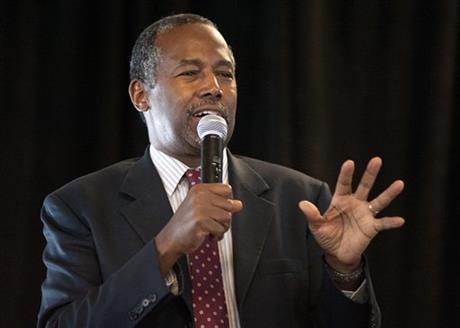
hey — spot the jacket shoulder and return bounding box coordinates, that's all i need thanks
[46,157,140,202]
[234,155,326,188]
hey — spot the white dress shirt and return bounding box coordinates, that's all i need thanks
[149,145,241,328]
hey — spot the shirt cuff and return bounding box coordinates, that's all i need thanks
[164,269,179,296]
[341,279,368,304]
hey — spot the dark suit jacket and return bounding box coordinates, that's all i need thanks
[38,149,381,327]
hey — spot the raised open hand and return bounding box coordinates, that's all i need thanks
[299,157,405,271]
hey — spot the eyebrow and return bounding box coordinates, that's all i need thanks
[177,58,235,70]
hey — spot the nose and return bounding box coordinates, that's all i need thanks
[199,71,223,99]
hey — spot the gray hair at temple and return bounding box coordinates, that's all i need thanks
[129,13,233,88]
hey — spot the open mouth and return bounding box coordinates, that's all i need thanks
[192,109,226,119]
[192,109,225,119]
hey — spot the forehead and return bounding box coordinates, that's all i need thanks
[155,23,234,67]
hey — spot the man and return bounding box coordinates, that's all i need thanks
[38,14,404,327]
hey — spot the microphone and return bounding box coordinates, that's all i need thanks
[197,114,228,183]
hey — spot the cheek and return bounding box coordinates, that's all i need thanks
[225,85,237,105]
[166,85,195,115]
[225,88,238,119]
[153,85,189,121]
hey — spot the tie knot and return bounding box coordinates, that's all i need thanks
[185,168,201,187]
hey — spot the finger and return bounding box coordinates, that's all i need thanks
[202,212,232,238]
[209,199,243,214]
[374,216,405,232]
[210,183,234,198]
[370,180,405,212]
[191,207,232,240]
[229,199,244,213]
[191,183,234,198]
[210,197,243,213]
[202,206,233,226]
[188,185,234,209]
[298,200,322,225]
[334,160,355,196]
[354,157,382,200]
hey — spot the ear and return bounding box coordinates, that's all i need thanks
[128,80,150,112]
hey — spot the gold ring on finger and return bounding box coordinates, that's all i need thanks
[368,202,379,216]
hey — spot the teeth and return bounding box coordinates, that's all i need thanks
[194,110,218,118]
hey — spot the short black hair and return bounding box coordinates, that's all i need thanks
[129,13,217,87]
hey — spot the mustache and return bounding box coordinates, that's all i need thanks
[186,99,229,119]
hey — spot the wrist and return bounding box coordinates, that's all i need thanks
[324,255,364,291]
[154,232,182,276]
[324,253,361,273]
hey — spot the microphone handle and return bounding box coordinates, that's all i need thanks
[200,134,223,183]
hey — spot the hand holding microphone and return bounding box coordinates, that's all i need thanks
[155,115,243,275]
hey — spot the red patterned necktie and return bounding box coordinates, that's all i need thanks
[185,168,230,328]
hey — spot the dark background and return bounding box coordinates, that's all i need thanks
[1,0,459,327]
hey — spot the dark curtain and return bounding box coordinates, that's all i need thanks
[1,1,458,326]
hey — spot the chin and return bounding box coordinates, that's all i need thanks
[189,140,201,154]
[183,127,200,148]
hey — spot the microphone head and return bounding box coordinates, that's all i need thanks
[197,114,228,140]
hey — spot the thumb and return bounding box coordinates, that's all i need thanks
[298,200,322,224]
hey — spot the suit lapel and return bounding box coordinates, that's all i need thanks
[119,149,173,243]
[118,149,193,314]
[228,153,275,310]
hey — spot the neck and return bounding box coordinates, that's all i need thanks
[176,154,201,168]
[153,146,201,168]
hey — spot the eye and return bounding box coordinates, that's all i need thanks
[216,71,234,79]
[178,70,199,77]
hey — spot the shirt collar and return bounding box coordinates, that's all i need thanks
[149,144,228,197]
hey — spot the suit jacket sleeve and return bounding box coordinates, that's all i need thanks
[38,193,171,327]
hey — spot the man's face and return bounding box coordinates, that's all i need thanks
[143,23,237,165]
